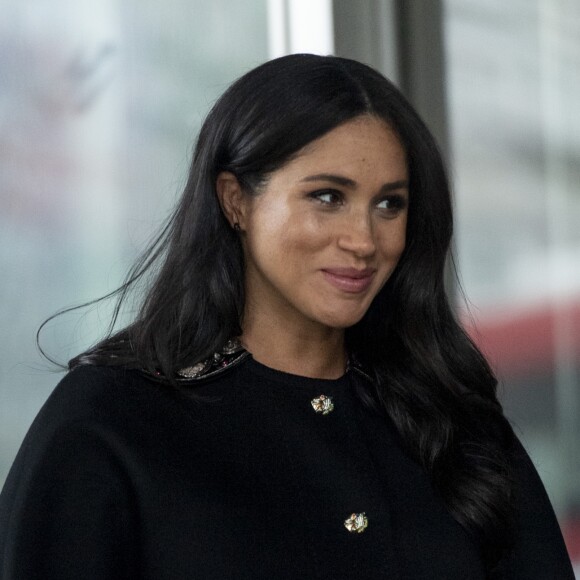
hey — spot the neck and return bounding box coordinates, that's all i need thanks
[240,308,347,380]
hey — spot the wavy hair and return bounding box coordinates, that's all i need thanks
[44,54,515,567]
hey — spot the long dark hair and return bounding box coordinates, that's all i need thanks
[46,54,515,566]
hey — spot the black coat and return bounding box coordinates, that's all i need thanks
[0,355,574,579]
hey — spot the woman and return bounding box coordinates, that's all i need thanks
[0,54,573,579]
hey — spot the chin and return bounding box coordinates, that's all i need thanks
[315,307,368,329]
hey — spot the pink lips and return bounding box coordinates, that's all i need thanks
[321,268,376,293]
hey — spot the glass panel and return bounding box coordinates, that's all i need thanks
[445,0,580,569]
[0,0,269,484]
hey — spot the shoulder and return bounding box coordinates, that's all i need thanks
[47,363,137,405]
[17,362,246,457]
[9,364,202,476]
[1,365,204,509]
[32,364,164,431]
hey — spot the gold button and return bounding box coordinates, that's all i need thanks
[311,394,334,415]
[344,512,368,533]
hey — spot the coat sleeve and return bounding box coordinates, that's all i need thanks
[0,377,139,579]
[491,436,575,579]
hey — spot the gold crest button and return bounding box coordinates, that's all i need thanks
[311,394,334,415]
[344,512,368,533]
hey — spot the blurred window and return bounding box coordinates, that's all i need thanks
[444,0,580,565]
[0,0,269,484]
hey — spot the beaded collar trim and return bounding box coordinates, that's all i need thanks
[145,337,374,383]
[177,338,249,380]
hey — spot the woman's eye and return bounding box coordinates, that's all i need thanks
[310,190,342,205]
[376,195,407,213]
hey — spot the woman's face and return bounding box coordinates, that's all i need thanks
[235,115,408,331]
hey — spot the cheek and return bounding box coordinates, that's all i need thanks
[377,221,407,261]
[285,213,332,254]
[249,205,330,266]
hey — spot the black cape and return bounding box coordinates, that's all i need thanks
[0,357,574,579]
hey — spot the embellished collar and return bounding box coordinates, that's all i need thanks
[146,338,374,384]
[177,338,250,380]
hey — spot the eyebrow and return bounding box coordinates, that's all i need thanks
[300,173,409,192]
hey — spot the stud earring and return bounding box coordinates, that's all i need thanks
[233,222,241,232]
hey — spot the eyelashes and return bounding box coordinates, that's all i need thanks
[376,195,408,211]
[307,189,408,215]
[309,189,342,205]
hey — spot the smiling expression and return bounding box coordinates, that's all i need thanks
[228,115,409,332]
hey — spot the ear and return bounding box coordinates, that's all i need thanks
[215,171,247,230]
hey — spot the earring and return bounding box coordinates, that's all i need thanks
[233,222,241,232]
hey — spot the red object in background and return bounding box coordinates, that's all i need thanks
[464,300,580,377]
[562,517,580,568]
[466,299,580,569]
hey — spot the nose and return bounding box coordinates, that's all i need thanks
[336,212,376,258]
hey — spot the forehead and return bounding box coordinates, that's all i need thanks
[275,116,407,181]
